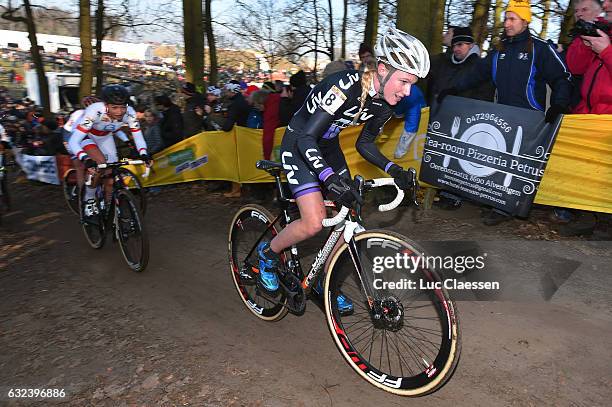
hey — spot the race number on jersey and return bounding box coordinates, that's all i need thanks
[320,85,347,115]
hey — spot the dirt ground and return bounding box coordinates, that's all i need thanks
[1,177,611,406]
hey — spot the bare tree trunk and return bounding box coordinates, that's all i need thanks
[491,0,504,48]
[23,0,50,116]
[558,0,578,47]
[540,0,551,39]
[341,0,347,60]
[313,0,319,81]
[397,0,433,50]
[182,0,204,88]
[364,0,379,50]
[204,0,217,86]
[470,0,491,49]
[327,0,334,61]
[431,0,446,54]
[94,0,104,94]
[79,0,94,100]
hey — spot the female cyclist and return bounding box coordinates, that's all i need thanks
[257,27,430,312]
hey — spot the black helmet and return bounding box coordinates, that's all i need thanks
[101,85,129,105]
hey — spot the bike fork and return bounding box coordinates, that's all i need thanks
[346,237,379,310]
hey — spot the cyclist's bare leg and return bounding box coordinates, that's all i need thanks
[72,158,85,187]
[270,191,326,253]
[83,146,112,203]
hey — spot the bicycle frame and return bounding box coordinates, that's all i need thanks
[248,170,381,304]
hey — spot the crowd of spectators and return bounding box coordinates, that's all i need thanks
[1,0,610,237]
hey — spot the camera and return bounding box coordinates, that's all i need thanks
[570,19,610,37]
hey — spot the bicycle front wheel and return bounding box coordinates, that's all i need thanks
[63,168,80,216]
[117,167,146,215]
[116,189,149,272]
[323,230,461,396]
[228,204,288,322]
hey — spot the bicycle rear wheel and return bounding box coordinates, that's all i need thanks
[228,204,288,322]
[323,230,461,396]
[116,189,149,272]
[79,187,105,249]
[116,167,146,215]
[63,168,80,216]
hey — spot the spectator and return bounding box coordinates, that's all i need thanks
[357,43,375,72]
[203,86,225,131]
[288,70,309,119]
[566,3,611,114]
[439,0,573,225]
[141,109,164,154]
[322,60,348,78]
[262,83,282,160]
[181,82,207,137]
[555,0,611,235]
[393,85,426,159]
[246,90,269,129]
[154,95,184,148]
[427,27,494,105]
[221,82,250,132]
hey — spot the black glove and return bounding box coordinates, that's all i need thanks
[140,153,152,166]
[387,164,415,191]
[323,173,363,209]
[83,157,97,169]
[436,87,458,105]
[545,104,567,123]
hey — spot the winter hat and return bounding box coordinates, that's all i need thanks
[181,82,196,96]
[224,83,242,94]
[289,70,307,88]
[506,0,532,23]
[206,86,221,97]
[451,27,475,46]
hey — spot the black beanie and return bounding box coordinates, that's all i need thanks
[451,27,475,46]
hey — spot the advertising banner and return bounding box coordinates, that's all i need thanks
[20,154,60,185]
[420,97,562,216]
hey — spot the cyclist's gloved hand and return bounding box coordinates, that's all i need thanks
[83,157,97,170]
[436,87,458,105]
[388,164,415,191]
[323,173,363,209]
[140,153,152,166]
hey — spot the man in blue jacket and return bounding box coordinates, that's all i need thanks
[393,85,426,158]
[438,0,573,225]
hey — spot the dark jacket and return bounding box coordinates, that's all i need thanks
[428,45,494,104]
[159,104,184,147]
[183,93,207,137]
[289,85,310,118]
[221,93,250,132]
[457,29,572,111]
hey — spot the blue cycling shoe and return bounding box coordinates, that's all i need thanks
[314,278,354,315]
[257,241,279,292]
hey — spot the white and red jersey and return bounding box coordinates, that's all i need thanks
[68,102,147,160]
[63,109,85,132]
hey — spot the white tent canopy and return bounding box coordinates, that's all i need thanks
[0,29,153,61]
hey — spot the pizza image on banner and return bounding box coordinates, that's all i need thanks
[420,96,563,217]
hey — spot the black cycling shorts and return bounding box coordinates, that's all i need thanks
[281,130,350,198]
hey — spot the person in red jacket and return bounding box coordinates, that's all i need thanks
[262,82,280,160]
[566,12,612,114]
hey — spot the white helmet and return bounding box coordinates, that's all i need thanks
[375,27,430,78]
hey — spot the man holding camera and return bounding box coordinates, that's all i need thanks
[566,0,611,114]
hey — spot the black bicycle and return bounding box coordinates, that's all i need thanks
[228,160,461,396]
[64,165,147,216]
[80,159,149,272]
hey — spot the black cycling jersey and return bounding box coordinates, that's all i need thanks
[281,69,397,197]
